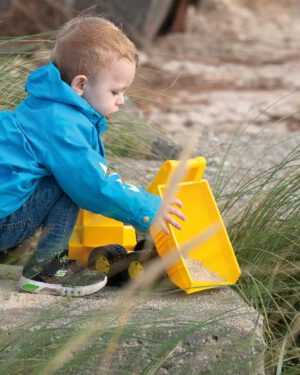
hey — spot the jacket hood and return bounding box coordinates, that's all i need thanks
[25,62,107,130]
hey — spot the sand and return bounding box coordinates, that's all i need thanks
[184,256,224,283]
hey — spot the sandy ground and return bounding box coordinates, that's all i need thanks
[131,0,300,140]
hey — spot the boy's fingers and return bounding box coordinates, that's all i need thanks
[165,214,182,230]
[160,220,170,234]
[170,198,183,208]
[167,206,186,221]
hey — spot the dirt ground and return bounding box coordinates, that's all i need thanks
[132,0,300,140]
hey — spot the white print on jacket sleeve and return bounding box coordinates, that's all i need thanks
[124,183,140,193]
[110,173,141,193]
[98,162,107,174]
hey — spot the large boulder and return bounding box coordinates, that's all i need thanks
[0,264,265,374]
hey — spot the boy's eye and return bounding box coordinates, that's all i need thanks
[111,90,119,96]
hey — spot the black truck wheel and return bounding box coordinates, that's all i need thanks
[88,244,128,278]
[88,243,161,285]
[134,239,156,252]
[126,247,158,281]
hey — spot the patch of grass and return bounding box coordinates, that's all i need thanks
[214,132,300,373]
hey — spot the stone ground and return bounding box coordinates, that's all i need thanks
[0,264,265,375]
[1,1,299,373]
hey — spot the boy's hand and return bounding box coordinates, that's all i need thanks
[159,198,186,234]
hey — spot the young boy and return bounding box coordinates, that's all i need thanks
[0,16,185,297]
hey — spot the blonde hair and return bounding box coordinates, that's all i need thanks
[51,16,139,84]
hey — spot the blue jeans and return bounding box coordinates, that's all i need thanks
[0,176,79,263]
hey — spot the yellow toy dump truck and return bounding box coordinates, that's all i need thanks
[69,157,241,294]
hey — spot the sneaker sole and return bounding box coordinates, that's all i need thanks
[18,275,107,297]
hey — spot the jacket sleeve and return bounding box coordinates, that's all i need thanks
[43,115,162,232]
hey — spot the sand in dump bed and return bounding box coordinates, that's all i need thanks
[184,256,224,283]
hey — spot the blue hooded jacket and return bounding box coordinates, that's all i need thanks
[0,62,161,231]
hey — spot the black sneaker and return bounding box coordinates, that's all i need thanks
[18,251,107,297]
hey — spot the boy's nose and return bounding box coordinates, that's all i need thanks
[117,94,125,107]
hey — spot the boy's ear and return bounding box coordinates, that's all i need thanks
[71,75,88,96]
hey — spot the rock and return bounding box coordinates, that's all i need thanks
[0,264,22,280]
[0,273,265,374]
[108,287,265,375]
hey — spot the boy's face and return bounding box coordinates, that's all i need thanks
[82,58,136,119]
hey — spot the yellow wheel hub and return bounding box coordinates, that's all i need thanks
[95,255,110,274]
[128,261,144,279]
